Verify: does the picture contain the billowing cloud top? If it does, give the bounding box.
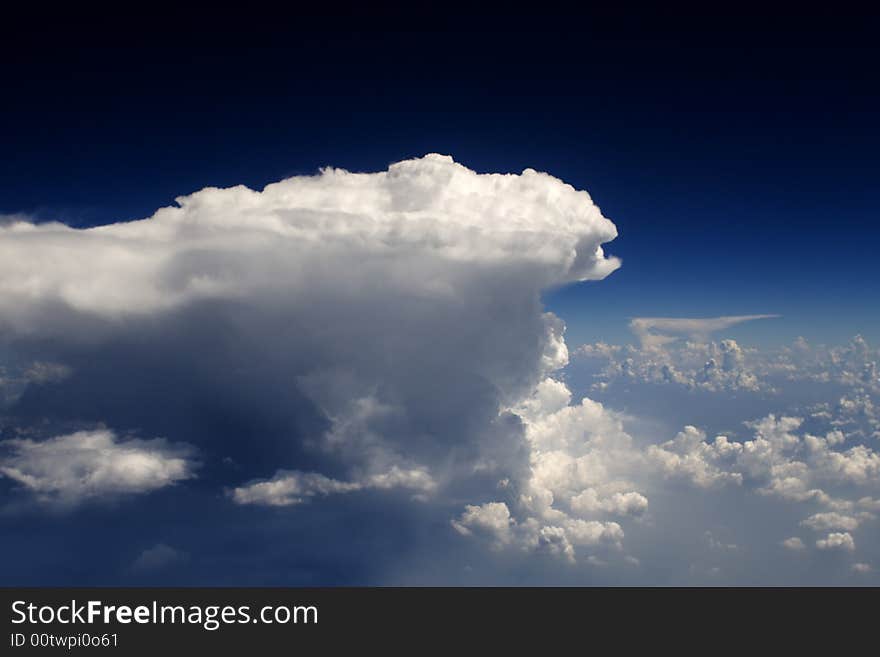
[0,154,619,329]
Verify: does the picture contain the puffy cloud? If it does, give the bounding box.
[452,500,624,564]
[781,537,806,551]
[767,336,880,394]
[733,415,877,504]
[0,429,196,506]
[451,502,515,547]
[647,426,743,488]
[800,512,866,532]
[449,378,642,563]
[639,409,880,567]
[570,490,648,517]
[506,380,644,559]
[851,562,872,573]
[816,532,855,551]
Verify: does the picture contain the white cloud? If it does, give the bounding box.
[640,408,880,565]
[0,429,196,506]
[0,154,619,329]
[816,532,855,551]
[451,378,640,563]
[647,426,743,488]
[801,512,866,532]
[851,562,872,573]
[781,537,806,551]
[576,338,767,392]
[451,500,624,564]
[451,502,515,547]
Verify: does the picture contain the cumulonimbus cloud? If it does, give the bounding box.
[0,154,639,564]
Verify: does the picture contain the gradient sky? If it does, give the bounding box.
[3,8,878,347]
[1,7,878,585]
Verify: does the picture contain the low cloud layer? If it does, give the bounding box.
[568,325,880,580]
[577,329,879,397]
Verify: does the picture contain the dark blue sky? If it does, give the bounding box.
[3,6,878,346]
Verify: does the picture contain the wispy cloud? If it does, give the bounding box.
[629,314,780,348]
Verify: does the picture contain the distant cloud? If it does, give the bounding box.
[781,537,806,551]
[132,543,188,572]
[647,413,880,508]
[231,466,436,507]
[575,333,879,397]
[801,512,866,532]
[816,532,855,551]
[629,315,779,348]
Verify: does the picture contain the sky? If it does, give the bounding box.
[1,6,879,585]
